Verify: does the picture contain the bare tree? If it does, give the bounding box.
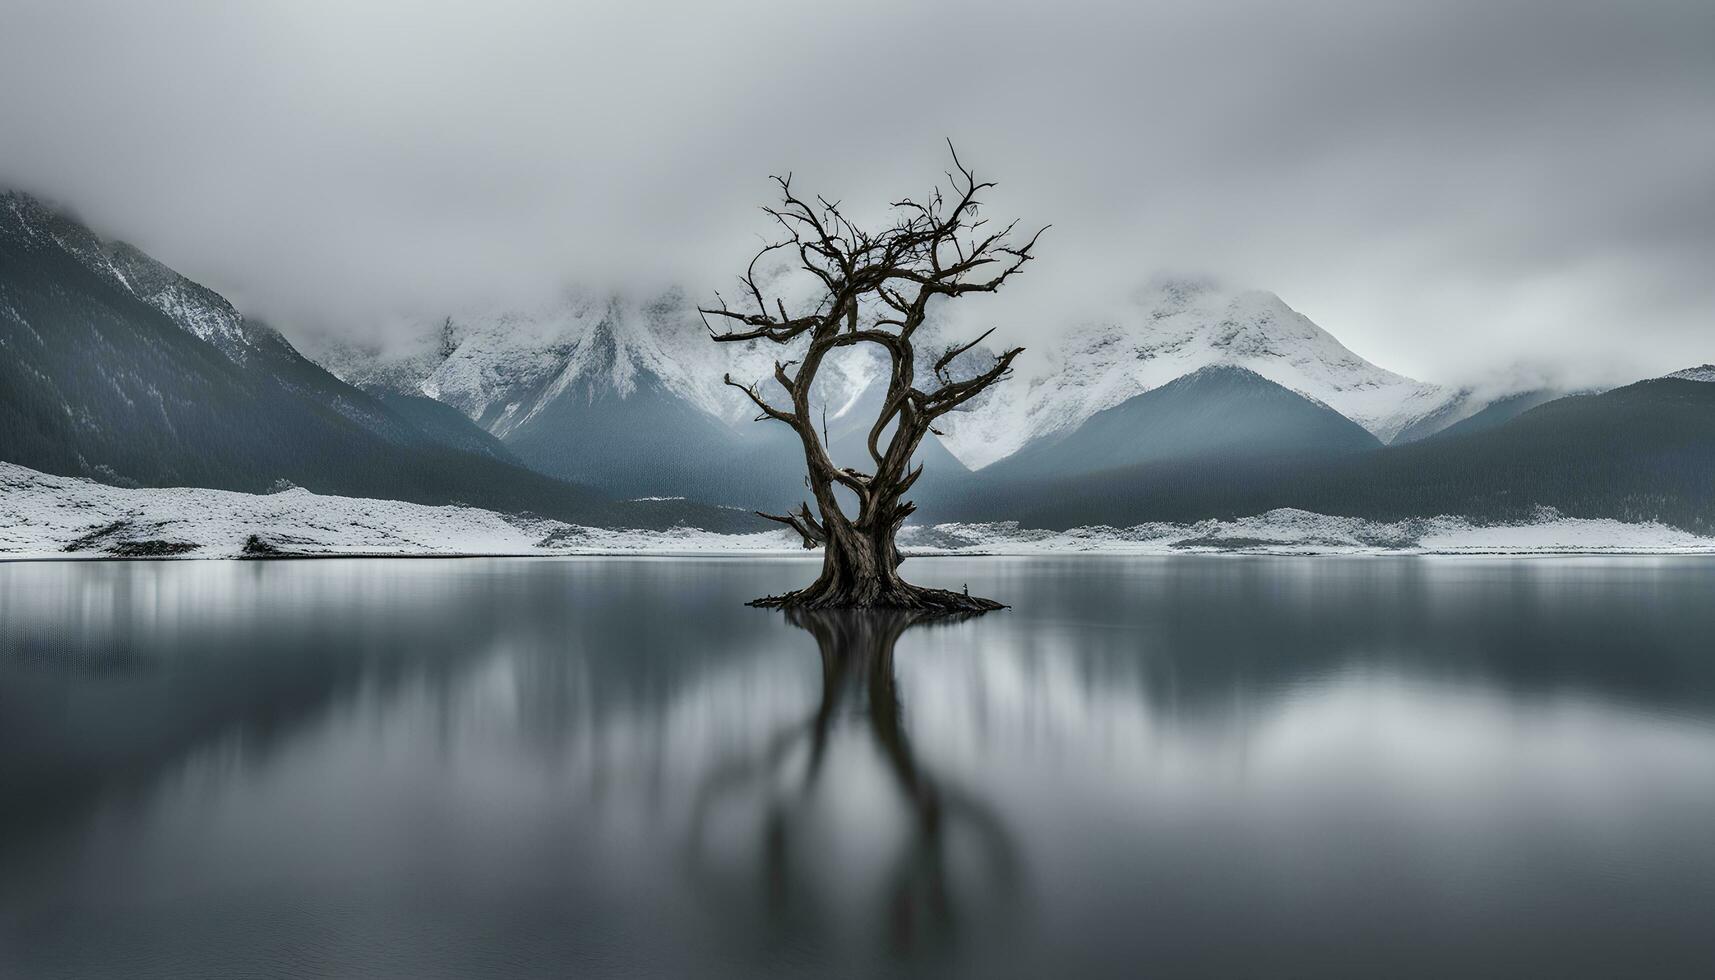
[704,143,1045,611]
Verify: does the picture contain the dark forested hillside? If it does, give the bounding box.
[937,379,1715,532]
[1422,388,1570,441]
[984,366,1379,480]
[1342,380,1715,529]
[364,389,521,463]
[921,366,1381,521]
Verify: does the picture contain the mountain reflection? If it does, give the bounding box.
[683,609,1020,962]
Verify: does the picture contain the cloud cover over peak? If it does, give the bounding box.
[3,0,1710,387]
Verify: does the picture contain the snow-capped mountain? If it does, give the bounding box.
[933,276,1471,468]
[20,183,1694,534]
[984,365,1381,480]
[1666,364,1715,383]
[0,189,763,531]
[2,191,259,358]
[313,287,883,437]
[0,189,466,447]
[305,288,924,507]
[944,376,1715,533]
[310,275,1492,483]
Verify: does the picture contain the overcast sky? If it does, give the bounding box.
[3,0,1710,385]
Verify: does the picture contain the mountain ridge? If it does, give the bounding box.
[309,275,1498,480]
[933,276,1478,467]
[0,189,759,532]
[985,365,1380,478]
[1666,364,1715,383]
[945,378,1715,533]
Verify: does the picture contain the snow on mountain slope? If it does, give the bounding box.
[979,365,1381,484]
[934,276,1468,468]
[309,275,1491,473]
[312,287,883,438]
[1666,364,1715,383]
[1,191,261,358]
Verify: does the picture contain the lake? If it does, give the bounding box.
[2,556,1713,979]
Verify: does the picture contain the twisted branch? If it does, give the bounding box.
[758,502,826,548]
[706,143,1044,537]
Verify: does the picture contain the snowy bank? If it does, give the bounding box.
[2,462,1711,560]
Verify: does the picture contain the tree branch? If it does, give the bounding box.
[921,346,1025,417]
[757,502,826,549]
[705,142,1044,571]
[934,326,997,380]
[723,373,797,424]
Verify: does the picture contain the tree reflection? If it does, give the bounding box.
[683,608,1021,963]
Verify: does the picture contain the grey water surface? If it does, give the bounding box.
[2,556,1713,979]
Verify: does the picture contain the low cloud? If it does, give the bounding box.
[3,0,1710,386]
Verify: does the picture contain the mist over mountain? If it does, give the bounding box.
[306,275,1506,473]
[933,276,1477,466]
[4,185,1710,535]
[292,261,1712,534]
[0,191,758,532]
[306,288,893,509]
[6,1,1712,387]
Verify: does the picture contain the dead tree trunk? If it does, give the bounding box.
[705,143,1046,613]
[770,497,987,612]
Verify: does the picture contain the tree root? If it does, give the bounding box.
[747,583,1006,614]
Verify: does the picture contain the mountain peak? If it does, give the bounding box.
[1665,364,1715,383]
[1175,362,1272,385]
[1131,273,1224,310]
[934,277,1468,468]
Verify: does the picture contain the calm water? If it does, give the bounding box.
[2,556,1714,979]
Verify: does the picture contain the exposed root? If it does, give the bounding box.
[748,583,1006,614]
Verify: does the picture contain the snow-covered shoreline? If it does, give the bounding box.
[3,462,1712,561]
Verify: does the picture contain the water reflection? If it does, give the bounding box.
[685,610,1020,962]
[1,557,1713,979]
